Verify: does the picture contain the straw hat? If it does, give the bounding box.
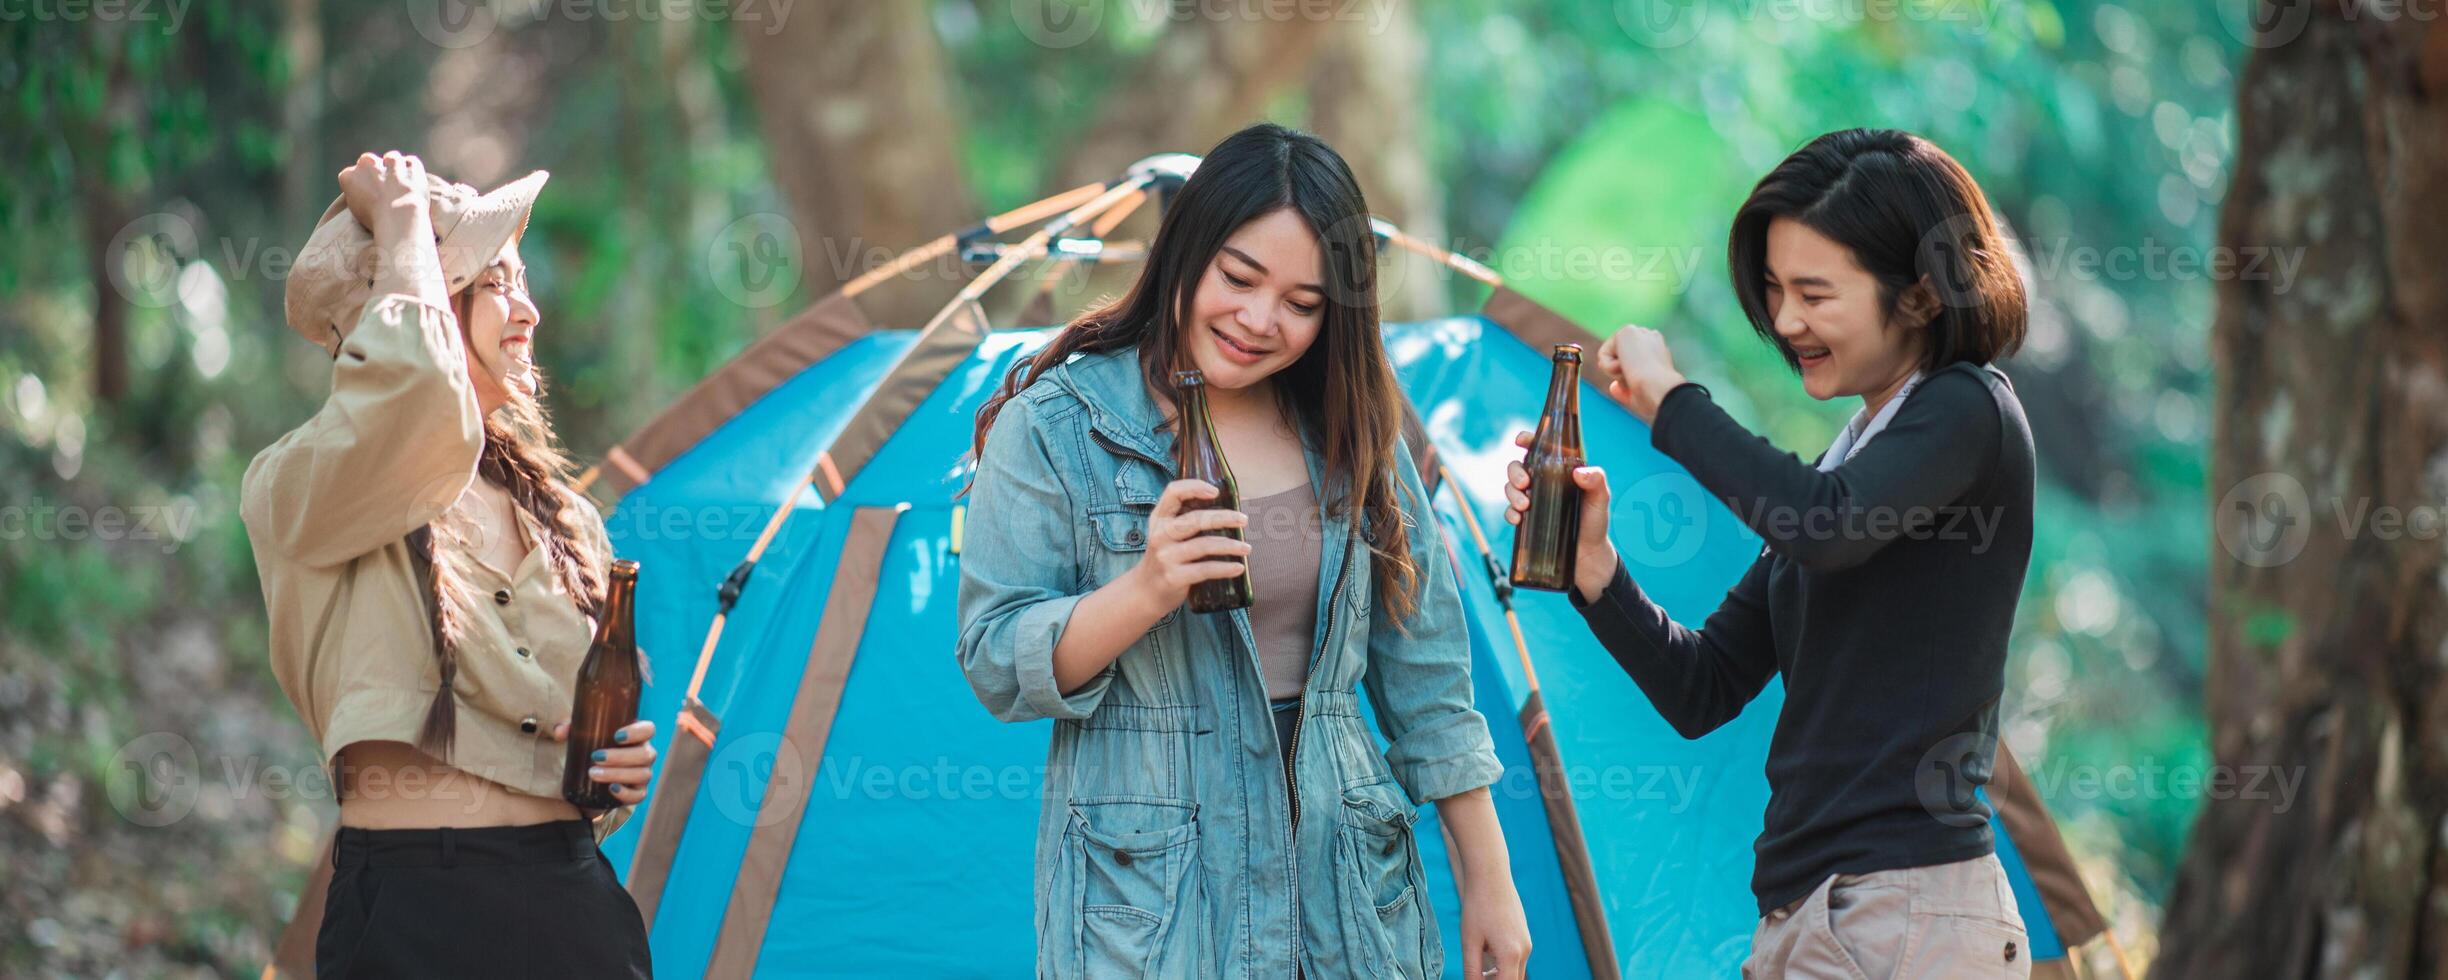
[283,169,549,350]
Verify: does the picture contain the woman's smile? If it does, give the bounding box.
[1209,324,1273,365]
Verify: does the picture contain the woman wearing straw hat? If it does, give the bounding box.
[958,123,1533,979]
[1502,129,2037,978]
[243,150,656,977]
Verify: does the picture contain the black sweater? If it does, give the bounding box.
[1569,361,2035,915]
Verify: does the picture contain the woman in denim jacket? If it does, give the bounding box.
[957,123,1532,979]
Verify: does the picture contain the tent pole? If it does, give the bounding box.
[573,180,1111,495]
[2100,929,2138,980]
[1375,219,1503,288]
[578,188,1504,496]
[618,174,1157,918]
[1014,187,1151,323]
[1434,462,1623,980]
[918,175,1157,332]
[840,181,1109,300]
[665,172,1155,721]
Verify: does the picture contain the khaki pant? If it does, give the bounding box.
[1741,854,2031,979]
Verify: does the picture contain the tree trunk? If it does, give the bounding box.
[72,20,137,410]
[2154,4,2448,977]
[1303,0,1444,322]
[1051,1,1337,188]
[734,4,975,329]
[83,191,130,408]
[279,0,322,232]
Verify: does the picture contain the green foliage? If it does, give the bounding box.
[0,0,2238,968]
[1447,0,2235,922]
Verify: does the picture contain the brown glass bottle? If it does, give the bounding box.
[563,559,643,811]
[1511,345,1587,592]
[1173,369,1253,613]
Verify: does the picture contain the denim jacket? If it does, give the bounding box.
[957,346,1504,979]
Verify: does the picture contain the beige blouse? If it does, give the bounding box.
[242,293,626,830]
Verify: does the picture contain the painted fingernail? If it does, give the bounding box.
[589,767,606,779]
[591,749,608,762]
[614,727,628,742]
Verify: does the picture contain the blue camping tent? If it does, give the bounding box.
[393,162,2112,978]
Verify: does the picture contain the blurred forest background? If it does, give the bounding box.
[5,0,2432,976]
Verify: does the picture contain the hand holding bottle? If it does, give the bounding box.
[1126,479,1253,610]
[1504,432,1618,605]
[550,718,657,807]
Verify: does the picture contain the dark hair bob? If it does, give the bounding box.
[1728,128,2026,373]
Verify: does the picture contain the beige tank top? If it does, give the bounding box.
[1242,481,1323,700]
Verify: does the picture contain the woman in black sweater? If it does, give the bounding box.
[1504,129,2037,978]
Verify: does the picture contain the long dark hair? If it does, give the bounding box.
[1729,129,2027,372]
[966,122,1423,627]
[409,284,608,763]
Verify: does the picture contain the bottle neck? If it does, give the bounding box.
[1538,359,1582,448]
[1176,380,1241,487]
[596,575,637,647]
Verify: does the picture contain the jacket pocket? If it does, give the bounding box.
[1056,796,1202,978]
[1332,778,1435,980]
[1088,506,1177,631]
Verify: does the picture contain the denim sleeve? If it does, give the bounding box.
[1363,437,1504,805]
[955,395,1113,723]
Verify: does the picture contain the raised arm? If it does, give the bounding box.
[1648,368,2000,572]
[1504,429,1779,740]
[240,154,483,567]
[1568,550,1779,740]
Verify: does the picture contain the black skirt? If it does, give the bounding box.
[315,819,652,979]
